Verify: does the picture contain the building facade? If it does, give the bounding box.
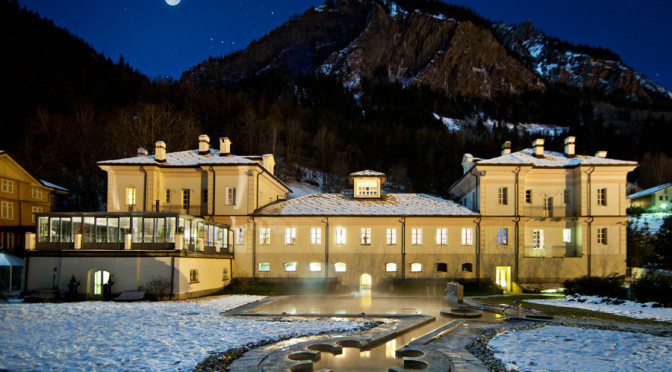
[627,183,672,211]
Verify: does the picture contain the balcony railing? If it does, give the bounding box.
[524,245,581,258]
[34,240,231,255]
[523,206,577,218]
[151,204,207,216]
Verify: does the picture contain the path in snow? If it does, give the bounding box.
[525,295,672,322]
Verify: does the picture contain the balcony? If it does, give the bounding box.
[524,245,581,258]
[523,206,577,218]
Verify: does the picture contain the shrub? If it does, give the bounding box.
[631,273,672,307]
[563,276,627,299]
[145,277,171,301]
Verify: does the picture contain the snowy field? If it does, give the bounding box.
[489,325,672,371]
[524,295,672,322]
[0,295,367,370]
[629,212,670,234]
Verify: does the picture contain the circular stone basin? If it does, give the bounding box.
[440,308,483,318]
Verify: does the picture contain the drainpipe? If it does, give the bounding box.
[585,166,595,277]
[139,166,147,211]
[209,167,216,216]
[400,217,406,279]
[252,217,257,280]
[322,217,329,281]
[474,217,481,282]
[169,256,175,300]
[513,166,521,283]
[256,170,261,211]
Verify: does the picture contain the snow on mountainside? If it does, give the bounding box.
[432,113,569,136]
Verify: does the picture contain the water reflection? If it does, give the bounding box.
[385,339,396,359]
[360,289,372,309]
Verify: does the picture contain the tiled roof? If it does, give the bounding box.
[477,148,637,167]
[628,183,672,199]
[98,149,260,167]
[350,170,385,177]
[256,193,478,216]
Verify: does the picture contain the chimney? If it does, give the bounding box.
[219,137,231,156]
[262,154,275,175]
[155,141,166,162]
[462,154,474,174]
[564,136,576,158]
[532,139,544,158]
[137,147,148,157]
[198,134,210,155]
[501,141,511,156]
[595,151,608,158]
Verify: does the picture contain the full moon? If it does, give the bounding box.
[165,0,181,6]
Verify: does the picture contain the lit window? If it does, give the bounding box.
[32,187,43,199]
[227,188,237,205]
[563,229,572,243]
[259,228,270,245]
[189,269,199,283]
[31,206,43,223]
[1,201,14,220]
[165,189,171,203]
[126,187,136,205]
[356,180,378,196]
[386,263,397,272]
[412,228,423,245]
[334,262,346,272]
[285,228,296,245]
[436,228,448,245]
[533,230,544,249]
[336,227,346,245]
[284,262,297,272]
[597,188,607,206]
[309,262,322,272]
[597,228,607,244]
[237,227,244,244]
[258,262,270,272]
[525,190,532,204]
[462,228,473,245]
[1,179,14,193]
[386,228,397,245]
[498,187,508,205]
[182,189,190,209]
[436,263,448,272]
[361,228,371,245]
[310,227,321,244]
[411,263,422,272]
[498,228,508,245]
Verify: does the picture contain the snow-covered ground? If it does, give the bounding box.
[489,325,672,371]
[0,295,367,370]
[432,113,569,136]
[629,212,670,234]
[525,295,672,322]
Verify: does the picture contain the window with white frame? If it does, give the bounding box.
[410,263,423,272]
[258,262,270,272]
[386,228,397,245]
[285,228,296,244]
[462,228,473,245]
[386,263,397,272]
[597,188,607,206]
[411,228,423,245]
[356,180,378,196]
[563,228,572,243]
[498,187,508,205]
[237,227,244,244]
[32,187,43,199]
[126,187,136,205]
[284,262,297,272]
[336,227,346,245]
[309,262,322,272]
[498,228,508,245]
[1,201,14,220]
[227,188,236,205]
[310,227,321,244]
[597,228,607,244]
[31,206,43,223]
[334,262,346,272]
[361,228,371,245]
[436,228,448,245]
[259,228,271,245]
[182,189,190,209]
[533,229,544,249]
[1,179,14,193]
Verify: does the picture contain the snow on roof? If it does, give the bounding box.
[349,170,385,177]
[256,193,477,216]
[477,148,637,167]
[40,180,69,192]
[98,148,260,167]
[628,183,672,199]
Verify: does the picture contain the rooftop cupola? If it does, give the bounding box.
[532,138,544,158]
[219,137,231,156]
[349,170,385,199]
[595,150,608,158]
[198,134,210,155]
[564,136,576,158]
[137,147,148,157]
[501,141,511,156]
[155,141,166,162]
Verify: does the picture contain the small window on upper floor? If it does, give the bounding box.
[597,228,607,244]
[525,190,532,204]
[1,179,14,194]
[498,187,508,205]
[227,188,237,205]
[564,189,570,204]
[597,188,607,206]
[202,189,208,204]
[356,180,379,197]
[126,187,136,206]
[165,189,171,204]
[32,187,43,199]
[436,263,448,272]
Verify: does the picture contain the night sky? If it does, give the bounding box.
[16,0,672,90]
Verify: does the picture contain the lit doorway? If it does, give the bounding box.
[92,270,110,296]
[495,266,511,292]
[359,273,372,289]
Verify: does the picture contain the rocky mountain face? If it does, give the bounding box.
[182,0,670,106]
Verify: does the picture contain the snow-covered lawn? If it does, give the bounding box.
[629,212,670,234]
[489,325,672,371]
[525,295,672,322]
[0,295,368,370]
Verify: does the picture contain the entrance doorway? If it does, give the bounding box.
[359,273,372,290]
[91,269,110,296]
[495,266,511,292]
